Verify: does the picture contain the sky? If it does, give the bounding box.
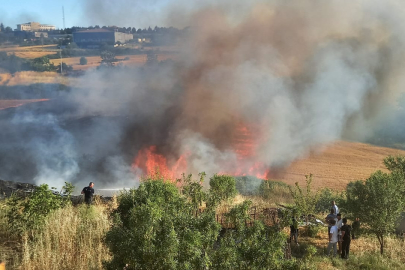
[0,0,84,29]
[0,0,173,29]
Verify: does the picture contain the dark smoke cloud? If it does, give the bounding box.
[2,0,405,189]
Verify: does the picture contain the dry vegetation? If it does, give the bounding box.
[0,71,80,88]
[0,44,58,59]
[271,141,405,190]
[0,200,114,270]
[0,99,49,110]
[50,54,176,70]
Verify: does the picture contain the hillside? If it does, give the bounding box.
[271,141,405,190]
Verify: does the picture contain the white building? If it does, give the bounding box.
[16,22,56,32]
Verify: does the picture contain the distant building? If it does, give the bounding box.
[16,22,56,32]
[73,29,133,48]
[13,31,48,39]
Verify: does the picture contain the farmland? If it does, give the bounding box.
[0,44,58,58]
[50,53,176,70]
[271,141,405,190]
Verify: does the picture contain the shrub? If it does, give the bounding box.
[6,183,74,235]
[105,178,221,270]
[300,224,322,238]
[235,176,262,195]
[315,188,344,213]
[259,180,291,200]
[212,201,292,269]
[208,174,237,207]
[79,56,88,65]
[289,174,319,223]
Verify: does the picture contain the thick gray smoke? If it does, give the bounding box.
[2,0,405,189]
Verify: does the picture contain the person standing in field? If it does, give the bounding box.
[340,218,352,259]
[290,216,299,245]
[81,182,95,205]
[332,201,339,215]
[325,208,337,234]
[352,217,360,239]
[336,213,343,254]
[327,219,338,257]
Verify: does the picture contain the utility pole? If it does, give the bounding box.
[62,6,66,30]
[60,48,63,74]
[61,6,65,74]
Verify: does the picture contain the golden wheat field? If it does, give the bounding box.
[271,141,405,190]
[0,44,59,59]
[0,71,81,87]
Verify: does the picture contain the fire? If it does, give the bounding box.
[132,123,269,180]
[132,145,187,180]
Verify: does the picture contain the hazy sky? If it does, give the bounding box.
[0,0,85,29]
[0,0,172,29]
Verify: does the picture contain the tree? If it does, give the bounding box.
[105,177,221,270]
[79,56,87,65]
[0,23,4,32]
[100,50,116,66]
[346,170,405,254]
[5,26,12,33]
[288,174,319,223]
[383,155,405,174]
[57,62,73,73]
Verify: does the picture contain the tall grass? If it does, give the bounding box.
[17,204,111,270]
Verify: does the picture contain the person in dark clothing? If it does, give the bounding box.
[81,182,94,205]
[340,218,351,259]
[352,218,360,239]
[290,216,299,245]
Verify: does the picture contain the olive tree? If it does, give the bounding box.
[346,170,405,254]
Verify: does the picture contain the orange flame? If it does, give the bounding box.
[132,123,269,180]
[132,145,187,180]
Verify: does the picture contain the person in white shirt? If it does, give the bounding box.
[336,213,343,254]
[327,219,338,256]
[332,201,339,215]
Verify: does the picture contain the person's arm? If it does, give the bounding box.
[329,232,332,242]
[341,229,345,241]
[81,188,85,194]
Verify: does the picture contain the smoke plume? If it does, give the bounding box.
[2,0,405,188]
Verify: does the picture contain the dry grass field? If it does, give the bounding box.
[0,71,80,87]
[50,53,176,70]
[0,99,49,110]
[0,44,58,59]
[271,141,405,190]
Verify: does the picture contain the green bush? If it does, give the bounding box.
[315,188,344,213]
[235,176,262,195]
[105,176,294,270]
[213,201,293,270]
[105,178,221,270]
[259,180,291,199]
[300,224,322,238]
[79,56,88,65]
[208,174,237,207]
[6,183,73,235]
